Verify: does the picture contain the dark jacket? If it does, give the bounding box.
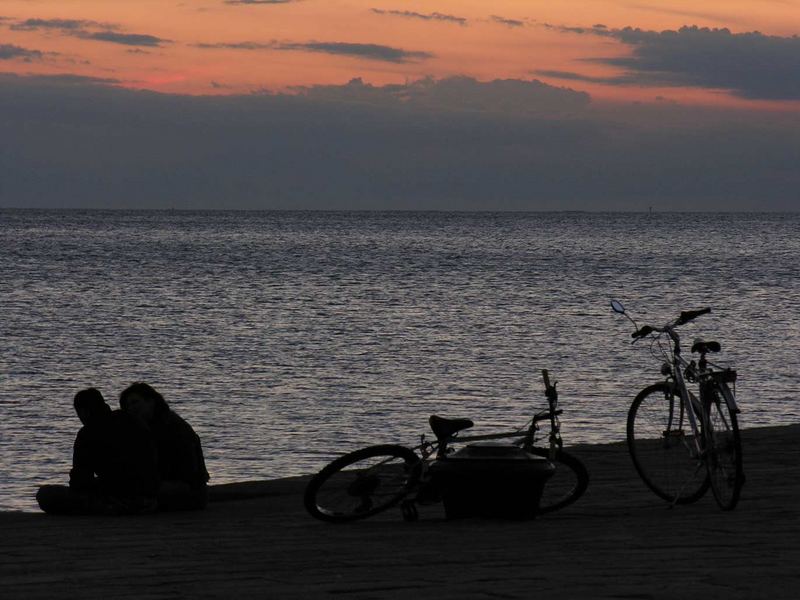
[151,410,210,489]
[70,409,159,498]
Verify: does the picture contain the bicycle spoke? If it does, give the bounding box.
[628,383,709,504]
[304,445,420,522]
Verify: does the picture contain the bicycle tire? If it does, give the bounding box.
[627,383,710,504]
[304,444,421,523]
[530,448,589,514]
[703,382,744,510]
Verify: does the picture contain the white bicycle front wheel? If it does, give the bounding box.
[627,383,709,504]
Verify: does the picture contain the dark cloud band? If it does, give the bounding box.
[10,18,111,31]
[1,72,797,211]
[293,76,589,114]
[8,17,169,47]
[196,40,433,63]
[81,31,167,47]
[293,41,432,62]
[546,24,800,100]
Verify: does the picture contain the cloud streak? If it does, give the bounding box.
[294,41,432,62]
[81,31,167,47]
[10,18,115,31]
[3,73,120,85]
[195,40,433,63]
[370,9,467,26]
[0,43,43,61]
[547,24,800,100]
[8,17,170,47]
[490,15,525,28]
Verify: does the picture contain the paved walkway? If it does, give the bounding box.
[2,424,798,599]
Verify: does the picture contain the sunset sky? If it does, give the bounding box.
[1,0,799,209]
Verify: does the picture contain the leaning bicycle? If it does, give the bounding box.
[611,300,744,510]
[304,370,589,523]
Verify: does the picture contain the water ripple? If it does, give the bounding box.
[1,210,798,510]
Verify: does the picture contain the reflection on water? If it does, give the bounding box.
[1,210,798,511]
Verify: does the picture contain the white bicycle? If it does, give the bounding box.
[612,300,744,510]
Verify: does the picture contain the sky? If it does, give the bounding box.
[1,0,799,210]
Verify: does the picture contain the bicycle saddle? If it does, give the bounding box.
[429,415,474,441]
[691,338,721,354]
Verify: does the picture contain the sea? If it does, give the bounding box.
[1,210,798,512]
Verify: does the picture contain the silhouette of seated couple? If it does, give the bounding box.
[37,383,210,515]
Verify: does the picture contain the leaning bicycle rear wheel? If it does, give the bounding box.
[628,383,709,504]
[304,444,421,523]
[703,382,743,510]
[529,448,588,514]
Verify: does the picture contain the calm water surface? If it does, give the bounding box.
[2,210,798,511]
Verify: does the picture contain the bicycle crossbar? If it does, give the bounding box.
[453,430,524,443]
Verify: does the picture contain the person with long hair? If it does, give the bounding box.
[120,383,210,511]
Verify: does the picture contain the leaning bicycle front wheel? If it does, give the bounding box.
[304,444,421,523]
[628,383,709,504]
[529,448,589,514]
[703,382,743,510]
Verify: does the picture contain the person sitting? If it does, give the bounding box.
[120,382,210,511]
[36,388,159,515]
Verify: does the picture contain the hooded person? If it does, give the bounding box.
[119,383,210,511]
[36,388,158,515]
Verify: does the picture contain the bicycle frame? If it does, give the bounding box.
[418,413,556,462]
[404,398,565,513]
[661,327,740,459]
[664,327,705,458]
[417,372,563,463]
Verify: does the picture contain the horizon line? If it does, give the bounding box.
[1,207,798,214]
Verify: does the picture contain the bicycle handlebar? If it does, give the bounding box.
[631,307,711,340]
